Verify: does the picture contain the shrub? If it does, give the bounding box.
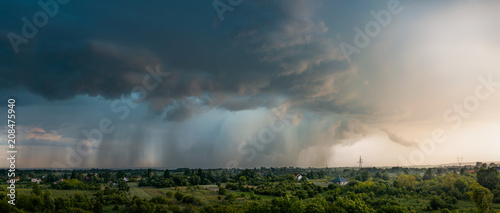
[294,190,308,200]
[429,196,452,210]
[225,194,237,203]
[174,191,184,201]
[181,195,203,206]
[218,187,226,195]
[165,191,174,198]
[377,203,410,213]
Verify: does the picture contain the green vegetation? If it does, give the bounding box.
[0,165,499,212]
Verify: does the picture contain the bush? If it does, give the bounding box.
[165,191,174,198]
[204,205,237,213]
[226,182,238,190]
[225,194,237,203]
[250,192,261,200]
[294,190,308,200]
[333,196,375,213]
[181,195,203,206]
[218,187,226,195]
[429,196,452,210]
[377,203,410,213]
[174,191,184,201]
[468,183,494,213]
[271,195,305,213]
[51,179,99,190]
[151,196,171,205]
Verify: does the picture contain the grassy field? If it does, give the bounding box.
[102,204,126,212]
[1,183,96,197]
[123,182,279,210]
[128,182,152,199]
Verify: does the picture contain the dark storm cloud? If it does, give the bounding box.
[2,41,160,100]
[0,0,353,121]
[1,0,420,169]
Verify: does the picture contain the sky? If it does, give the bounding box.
[1,0,499,169]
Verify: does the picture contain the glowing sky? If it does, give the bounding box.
[1,0,499,168]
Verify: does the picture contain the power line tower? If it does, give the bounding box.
[457,156,463,166]
[358,156,363,169]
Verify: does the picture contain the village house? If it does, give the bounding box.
[6,177,20,184]
[295,173,303,180]
[31,178,41,184]
[331,177,349,186]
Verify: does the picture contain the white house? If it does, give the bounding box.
[31,178,41,184]
[295,173,303,180]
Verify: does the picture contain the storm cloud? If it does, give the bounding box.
[2,0,500,168]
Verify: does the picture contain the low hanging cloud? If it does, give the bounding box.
[6,0,486,168]
[381,128,417,147]
[1,0,355,122]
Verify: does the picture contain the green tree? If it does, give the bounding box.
[285,174,296,181]
[221,171,228,183]
[218,187,227,195]
[468,183,494,213]
[395,174,417,190]
[116,171,126,179]
[190,175,201,185]
[305,195,329,213]
[101,171,111,181]
[358,170,370,182]
[225,194,237,204]
[333,196,375,213]
[423,168,433,180]
[145,168,153,178]
[129,196,155,213]
[32,183,42,196]
[270,195,305,213]
[0,198,13,212]
[454,179,468,192]
[207,170,215,183]
[377,203,410,213]
[43,190,55,212]
[197,168,204,178]
[93,201,103,213]
[182,195,203,206]
[477,168,500,191]
[54,197,68,212]
[441,174,456,192]
[294,190,308,200]
[429,196,452,210]
[118,180,130,191]
[175,191,184,201]
[163,169,171,178]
